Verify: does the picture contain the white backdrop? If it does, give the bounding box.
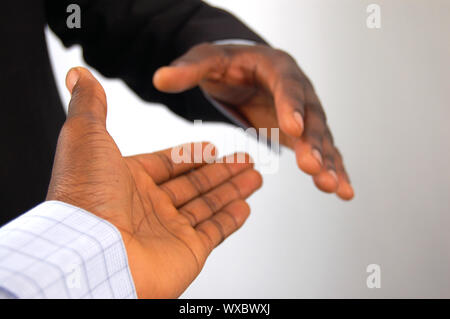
[46,0,450,298]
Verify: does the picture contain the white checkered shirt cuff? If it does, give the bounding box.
[0,201,137,299]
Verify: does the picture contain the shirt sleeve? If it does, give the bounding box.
[0,201,137,299]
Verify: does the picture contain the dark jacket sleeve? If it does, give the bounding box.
[45,0,267,123]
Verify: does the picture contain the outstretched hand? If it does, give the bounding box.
[154,43,354,200]
[47,67,263,298]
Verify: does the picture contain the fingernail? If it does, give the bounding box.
[328,169,338,182]
[311,148,323,166]
[66,68,80,93]
[293,111,304,133]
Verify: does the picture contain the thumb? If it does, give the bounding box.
[65,67,108,126]
[153,43,227,93]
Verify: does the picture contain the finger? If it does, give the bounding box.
[195,200,250,252]
[294,102,327,175]
[248,48,308,138]
[333,149,355,200]
[153,43,228,93]
[312,129,339,193]
[179,168,262,226]
[271,71,306,138]
[127,142,217,184]
[65,67,107,125]
[160,153,254,208]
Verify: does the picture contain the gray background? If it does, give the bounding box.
[46,0,450,298]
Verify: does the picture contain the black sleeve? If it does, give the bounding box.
[45,0,267,123]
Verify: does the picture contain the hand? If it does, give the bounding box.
[47,67,263,298]
[153,43,354,200]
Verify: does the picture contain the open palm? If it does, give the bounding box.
[47,67,262,298]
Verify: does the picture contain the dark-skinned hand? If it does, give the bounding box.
[154,43,354,200]
[47,67,263,298]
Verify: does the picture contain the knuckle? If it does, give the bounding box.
[271,49,298,69]
[333,147,343,162]
[187,171,208,194]
[203,194,220,213]
[86,87,107,108]
[308,102,327,122]
[194,42,213,51]
[323,154,335,165]
[62,115,103,139]
[283,70,305,85]
[272,48,291,61]
[325,129,334,145]
[305,129,324,146]
[72,81,106,103]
